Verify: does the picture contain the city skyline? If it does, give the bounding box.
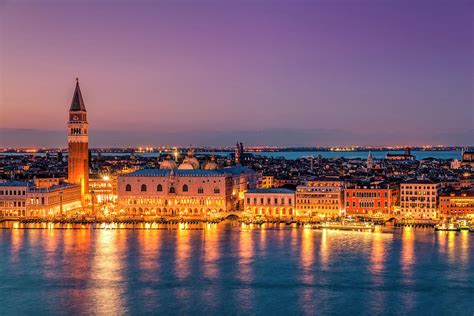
[1,0,473,147]
[1,2,474,315]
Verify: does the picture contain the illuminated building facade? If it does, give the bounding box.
[400,180,440,219]
[89,175,117,204]
[345,182,399,217]
[439,190,474,218]
[117,166,257,217]
[296,179,344,218]
[0,179,81,218]
[67,78,89,200]
[27,182,82,217]
[461,150,474,168]
[258,175,274,188]
[244,188,295,218]
[0,181,31,217]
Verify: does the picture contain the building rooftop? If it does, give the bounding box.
[29,182,78,193]
[121,166,255,177]
[402,179,438,185]
[306,176,342,182]
[0,181,33,187]
[70,79,86,112]
[441,189,474,197]
[247,188,295,194]
[346,180,398,189]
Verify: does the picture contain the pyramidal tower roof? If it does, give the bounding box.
[70,78,86,112]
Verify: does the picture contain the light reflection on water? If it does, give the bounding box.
[89,230,127,314]
[0,224,473,314]
[299,228,316,313]
[236,226,255,313]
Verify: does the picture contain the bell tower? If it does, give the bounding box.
[67,78,89,200]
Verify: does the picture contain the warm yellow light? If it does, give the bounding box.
[102,175,110,181]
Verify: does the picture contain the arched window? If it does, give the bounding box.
[198,187,204,194]
[169,187,176,194]
[125,184,131,192]
[182,184,188,192]
[157,184,162,192]
[214,187,220,194]
[141,184,147,192]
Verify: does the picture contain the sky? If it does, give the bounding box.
[0,0,473,147]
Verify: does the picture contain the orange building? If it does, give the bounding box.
[67,79,89,200]
[439,190,474,218]
[296,178,344,218]
[345,182,399,217]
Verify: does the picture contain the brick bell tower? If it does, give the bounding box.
[67,78,89,201]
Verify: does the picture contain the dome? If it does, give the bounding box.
[204,161,218,170]
[178,162,194,170]
[160,159,177,169]
[187,157,200,169]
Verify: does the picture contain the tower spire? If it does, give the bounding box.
[70,78,86,111]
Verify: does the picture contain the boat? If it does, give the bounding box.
[313,220,375,232]
[434,223,458,231]
[456,219,471,231]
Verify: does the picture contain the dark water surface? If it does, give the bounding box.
[3,150,462,160]
[0,223,473,315]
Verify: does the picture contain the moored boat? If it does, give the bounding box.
[314,220,374,232]
[456,219,470,231]
[434,223,458,231]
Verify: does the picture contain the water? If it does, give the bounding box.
[104,150,462,160]
[0,223,473,315]
[3,150,461,160]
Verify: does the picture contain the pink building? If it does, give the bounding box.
[117,166,257,218]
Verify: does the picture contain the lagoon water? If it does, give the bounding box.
[0,223,473,315]
[122,150,463,160]
[3,150,463,160]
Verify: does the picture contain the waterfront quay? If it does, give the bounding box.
[2,213,474,234]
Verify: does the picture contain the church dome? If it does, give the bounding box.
[178,148,200,169]
[204,161,218,170]
[160,159,177,169]
[204,155,218,170]
[187,157,200,169]
[178,162,194,170]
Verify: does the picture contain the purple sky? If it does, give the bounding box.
[1,0,473,147]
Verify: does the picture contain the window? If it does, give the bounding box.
[182,184,189,192]
[247,198,250,204]
[126,184,131,192]
[141,184,147,192]
[214,187,220,194]
[157,184,162,192]
[169,187,176,194]
[198,187,204,194]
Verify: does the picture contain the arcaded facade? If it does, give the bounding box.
[117,166,257,217]
[244,188,295,219]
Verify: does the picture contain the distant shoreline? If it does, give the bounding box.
[0,146,468,153]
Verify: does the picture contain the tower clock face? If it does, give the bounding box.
[73,115,79,120]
